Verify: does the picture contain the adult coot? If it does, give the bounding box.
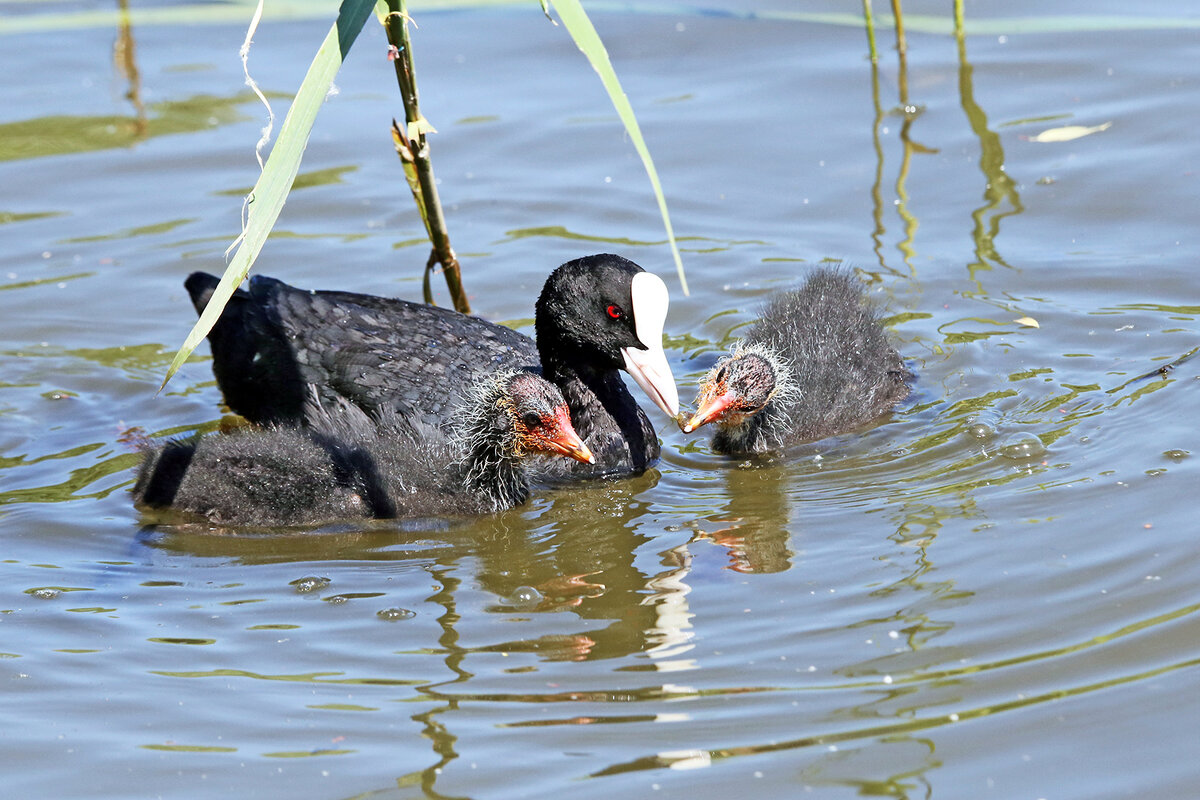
[133,370,594,526]
[681,268,911,455]
[185,253,678,479]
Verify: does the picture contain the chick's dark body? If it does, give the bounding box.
[743,269,910,445]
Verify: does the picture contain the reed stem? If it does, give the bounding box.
[862,0,878,63]
[383,0,470,313]
[890,0,906,56]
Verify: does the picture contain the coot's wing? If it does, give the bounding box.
[251,277,540,430]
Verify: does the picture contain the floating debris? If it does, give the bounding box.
[1027,122,1112,143]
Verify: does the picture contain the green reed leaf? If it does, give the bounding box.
[160,0,376,391]
[547,0,689,295]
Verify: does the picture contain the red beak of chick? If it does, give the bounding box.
[680,384,738,433]
[531,405,595,464]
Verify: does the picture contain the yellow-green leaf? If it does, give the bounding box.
[407,116,438,140]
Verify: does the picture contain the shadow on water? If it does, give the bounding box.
[691,461,794,575]
[129,446,999,796]
[135,472,710,794]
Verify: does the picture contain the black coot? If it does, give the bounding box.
[681,268,911,454]
[133,370,594,526]
[185,253,678,479]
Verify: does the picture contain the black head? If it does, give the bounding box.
[682,349,780,432]
[534,254,678,417]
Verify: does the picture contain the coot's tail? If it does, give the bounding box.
[184,271,223,315]
[184,271,307,424]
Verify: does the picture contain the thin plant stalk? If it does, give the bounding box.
[382,0,470,313]
[890,0,906,55]
[862,0,878,63]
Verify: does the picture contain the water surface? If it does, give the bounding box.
[2,1,1198,798]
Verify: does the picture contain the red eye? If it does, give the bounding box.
[606,304,623,319]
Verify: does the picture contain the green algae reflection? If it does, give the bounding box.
[0,93,254,163]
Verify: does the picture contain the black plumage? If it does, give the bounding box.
[184,253,678,479]
[682,268,911,455]
[133,370,593,526]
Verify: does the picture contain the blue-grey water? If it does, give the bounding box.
[2,1,1199,797]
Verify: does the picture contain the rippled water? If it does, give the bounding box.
[3,1,1199,798]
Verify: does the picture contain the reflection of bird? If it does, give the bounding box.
[133,370,593,527]
[683,268,911,455]
[185,253,677,479]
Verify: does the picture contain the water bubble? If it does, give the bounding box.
[29,587,61,600]
[1164,449,1190,461]
[965,413,999,440]
[377,607,416,621]
[967,421,995,439]
[508,586,543,606]
[998,432,1046,460]
[290,576,330,594]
